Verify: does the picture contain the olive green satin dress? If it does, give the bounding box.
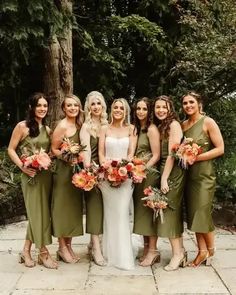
[20,126,52,248]
[51,130,83,237]
[85,136,103,234]
[184,116,215,233]
[133,130,159,236]
[156,139,185,238]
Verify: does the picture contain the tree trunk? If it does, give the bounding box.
[43,0,73,129]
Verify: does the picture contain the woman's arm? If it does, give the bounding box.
[161,121,183,194]
[146,124,160,168]
[51,122,66,157]
[98,126,107,165]
[8,122,36,177]
[80,123,91,167]
[128,124,137,160]
[196,117,224,162]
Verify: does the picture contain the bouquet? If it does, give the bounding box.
[99,159,130,187]
[171,137,204,169]
[142,185,168,223]
[99,158,147,187]
[130,157,147,183]
[72,169,97,191]
[20,147,51,183]
[60,137,86,169]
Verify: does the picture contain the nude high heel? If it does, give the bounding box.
[66,244,80,263]
[18,248,35,268]
[188,249,212,267]
[164,251,187,271]
[56,246,77,263]
[139,249,160,267]
[38,251,58,269]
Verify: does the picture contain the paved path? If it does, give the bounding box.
[0,219,236,295]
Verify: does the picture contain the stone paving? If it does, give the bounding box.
[0,219,236,295]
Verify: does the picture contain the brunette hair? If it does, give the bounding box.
[132,97,152,135]
[153,95,179,139]
[61,94,84,129]
[181,91,204,114]
[26,92,48,137]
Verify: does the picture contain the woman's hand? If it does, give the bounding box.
[21,166,37,178]
[161,178,169,194]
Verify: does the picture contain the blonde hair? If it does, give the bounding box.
[110,98,131,126]
[84,91,108,137]
[62,94,84,129]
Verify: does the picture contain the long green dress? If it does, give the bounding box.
[85,135,103,234]
[51,130,83,237]
[184,116,215,233]
[133,130,159,236]
[20,126,52,248]
[156,139,185,238]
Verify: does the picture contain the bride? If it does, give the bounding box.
[98,98,136,270]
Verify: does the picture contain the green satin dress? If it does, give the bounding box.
[20,126,52,248]
[184,116,215,233]
[85,136,103,234]
[51,130,83,237]
[156,139,184,238]
[133,130,159,236]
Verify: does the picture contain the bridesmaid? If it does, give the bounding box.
[132,97,161,266]
[153,95,186,271]
[51,94,84,263]
[181,91,224,267]
[80,91,108,266]
[8,92,57,269]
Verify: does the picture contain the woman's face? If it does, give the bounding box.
[112,101,125,121]
[182,95,200,116]
[154,99,169,121]
[63,97,80,118]
[35,98,48,120]
[90,97,102,118]
[136,100,148,122]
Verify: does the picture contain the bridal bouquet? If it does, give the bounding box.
[171,137,204,169]
[60,137,86,168]
[142,185,168,223]
[20,147,52,183]
[99,159,130,187]
[99,158,147,187]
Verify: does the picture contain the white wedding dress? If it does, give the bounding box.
[100,136,135,270]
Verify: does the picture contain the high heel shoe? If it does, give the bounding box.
[38,251,58,269]
[90,248,107,266]
[188,249,211,267]
[139,242,149,262]
[66,244,80,263]
[18,248,35,268]
[139,249,160,267]
[164,251,187,271]
[56,247,77,263]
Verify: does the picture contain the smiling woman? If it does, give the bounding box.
[98,98,136,270]
[7,92,57,269]
[51,94,84,264]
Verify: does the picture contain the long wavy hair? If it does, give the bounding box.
[26,92,48,137]
[110,98,131,126]
[84,91,108,137]
[61,94,84,129]
[153,95,179,139]
[132,97,152,135]
[181,91,204,115]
